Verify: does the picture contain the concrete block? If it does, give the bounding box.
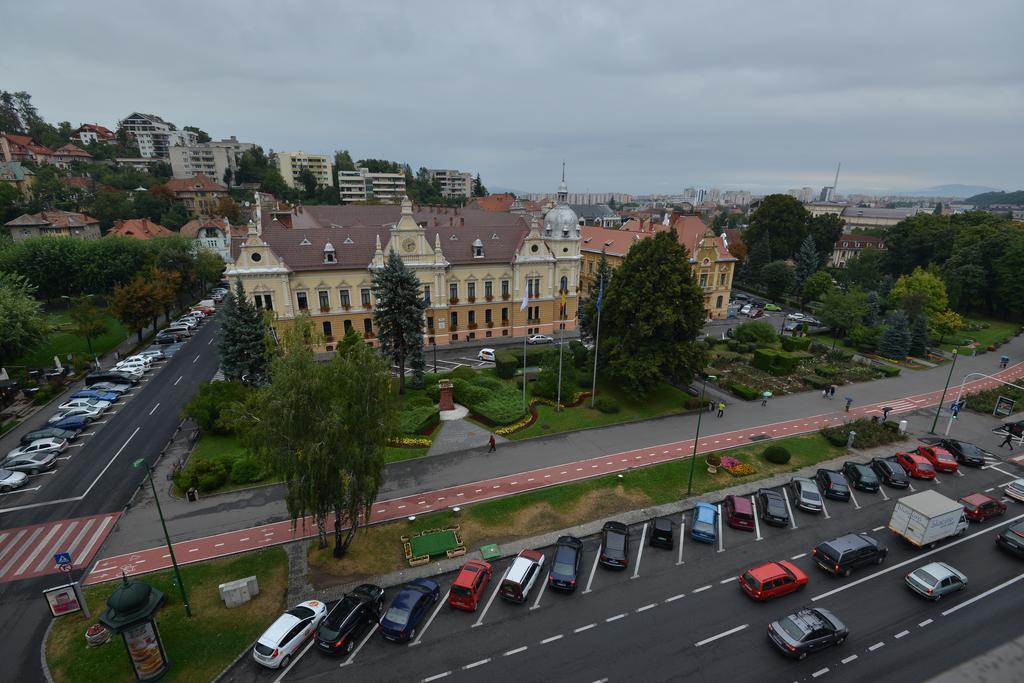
[219,575,259,608]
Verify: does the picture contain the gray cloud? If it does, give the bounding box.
[3,0,1021,194]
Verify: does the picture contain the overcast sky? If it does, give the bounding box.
[4,1,1021,196]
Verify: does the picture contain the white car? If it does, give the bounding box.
[0,468,28,492]
[112,363,145,377]
[48,406,103,423]
[6,438,68,460]
[58,398,112,412]
[174,317,198,329]
[252,600,327,669]
[740,304,753,316]
[164,325,192,338]
[527,334,554,345]
[786,312,808,321]
[1005,478,1024,503]
[138,349,165,362]
[477,348,496,362]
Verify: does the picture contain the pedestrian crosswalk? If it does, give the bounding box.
[877,398,917,415]
[0,512,119,584]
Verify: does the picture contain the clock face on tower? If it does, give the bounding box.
[403,238,416,253]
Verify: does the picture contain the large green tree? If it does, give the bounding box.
[68,295,106,365]
[234,319,396,557]
[472,173,488,197]
[807,213,845,268]
[837,248,886,292]
[801,270,834,305]
[598,230,706,398]
[819,288,868,349]
[372,250,426,394]
[218,280,269,384]
[110,276,158,343]
[793,235,819,291]
[743,194,809,262]
[0,273,49,367]
[890,267,948,318]
[760,260,795,301]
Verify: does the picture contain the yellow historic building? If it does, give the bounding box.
[226,186,582,349]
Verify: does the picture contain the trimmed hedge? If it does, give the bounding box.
[733,321,778,345]
[752,349,800,376]
[593,397,620,413]
[781,336,811,352]
[494,351,518,379]
[763,445,791,464]
[730,382,760,400]
[820,418,903,449]
[875,364,901,377]
[230,457,266,485]
[400,405,440,434]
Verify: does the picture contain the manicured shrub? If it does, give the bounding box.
[183,380,251,434]
[569,340,589,369]
[176,459,230,493]
[752,349,776,372]
[494,351,518,379]
[452,379,488,406]
[593,397,620,413]
[449,366,477,381]
[730,382,760,400]
[475,394,526,424]
[740,342,758,354]
[806,375,831,389]
[820,418,905,448]
[876,365,901,377]
[781,336,811,352]
[814,365,838,378]
[808,341,829,354]
[576,369,594,388]
[230,457,266,485]
[727,339,742,352]
[425,383,440,402]
[733,321,778,345]
[400,405,440,434]
[762,445,791,464]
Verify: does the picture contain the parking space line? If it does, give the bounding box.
[272,639,313,682]
[848,489,861,510]
[631,523,647,579]
[790,552,806,560]
[541,634,563,644]
[751,495,762,541]
[530,571,549,610]
[410,589,449,646]
[819,490,831,519]
[781,487,798,529]
[908,483,916,492]
[872,526,885,532]
[677,517,685,565]
[941,573,1024,616]
[878,486,889,501]
[695,623,747,646]
[582,545,601,594]
[474,568,507,627]
[716,504,724,552]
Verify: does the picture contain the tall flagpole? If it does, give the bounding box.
[556,288,566,412]
[590,274,603,409]
[521,281,529,411]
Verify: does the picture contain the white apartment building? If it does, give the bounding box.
[119,112,198,159]
[428,169,473,198]
[276,151,334,189]
[169,137,255,185]
[525,191,632,204]
[337,167,407,203]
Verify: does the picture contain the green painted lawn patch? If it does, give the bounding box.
[16,311,127,368]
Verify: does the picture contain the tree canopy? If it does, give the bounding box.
[743,194,809,262]
[218,280,269,384]
[372,250,426,394]
[0,273,48,366]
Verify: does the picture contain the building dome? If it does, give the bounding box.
[544,204,579,236]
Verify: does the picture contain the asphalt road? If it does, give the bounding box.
[227,448,1024,683]
[0,315,221,683]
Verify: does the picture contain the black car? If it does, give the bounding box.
[939,439,987,467]
[813,533,887,577]
[870,457,910,488]
[21,427,80,446]
[85,371,139,386]
[768,608,848,660]
[757,488,790,527]
[842,461,880,492]
[548,536,583,591]
[649,517,674,549]
[599,521,630,569]
[815,469,851,501]
[153,333,181,345]
[49,415,92,432]
[315,584,384,656]
[995,520,1024,557]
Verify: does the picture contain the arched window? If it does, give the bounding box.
[560,275,568,293]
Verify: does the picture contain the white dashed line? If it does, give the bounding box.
[790,552,806,560]
[504,646,527,657]
[463,659,490,670]
[665,593,686,603]
[693,584,712,593]
[841,655,858,664]
[541,635,563,644]
[173,375,183,386]
[868,642,885,651]
[719,577,734,584]
[606,613,626,623]
[872,526,885,532]
[812,668,829,678]
[574,623,596,633]
[919,619,933,627]
[636,603,657,613]
[423,673,451,682]
[895,630,909,639]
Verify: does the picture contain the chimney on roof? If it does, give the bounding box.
[460,217,464,226]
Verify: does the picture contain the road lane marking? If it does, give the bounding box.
[504,646,527,656]
[841,655,858,664]
[540,634,563,644]
[812,668,829,678]
[574,623,596,633]
[781,487,798,529]
[941,573,1024,616]
[879,486,889,501]
[174,375,183,386]
[463,658,490,670]
[790,552,806,560]
[192,354,200,364]
[637,603,657,612]
[473,567,507,627]
[895,630,909,639]
[868,642,885,651]
[720,577,735,584]
[693,584,711,593]
[872,526,885,532]
[148,402,160,415]
[423,672,450,682]
[695,623,748,646]
[751,495,763,540]
[207,338,214,346]
[812,512,1024,602]
[15,523,63,576]
[919,619,933,627]
[631,523,647,579]
[583,545,602,594]
[665,593,686,603]
[34,521,79,573]
[530,571,549,610]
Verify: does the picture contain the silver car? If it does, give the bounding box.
[1005,478,1024,504]
[789,476,823,513]
[6,438,67,460]
[2,451,57,474]
[0,468,28,492]
[905,562,967,600]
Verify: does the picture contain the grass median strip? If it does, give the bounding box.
[309,433,844,585]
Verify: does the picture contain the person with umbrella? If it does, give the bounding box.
[761,390,772,407]
[844,396,853,412]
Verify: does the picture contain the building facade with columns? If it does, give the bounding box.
[225,187,581,349]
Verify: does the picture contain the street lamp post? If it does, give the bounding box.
[686,374,716,496]
[929,348,958,434]
[133,458,192,618]
[432,341,437,373]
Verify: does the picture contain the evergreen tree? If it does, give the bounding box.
[794,235,819,289]
[878,311,912,359]
[743,236,771,283]
[219,280,268,384]
[909,314,929,356]
[472,173,488,197]
[864,290,881,327]
[373,250,426,393]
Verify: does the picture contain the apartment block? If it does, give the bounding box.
[337,167,407,203]
[428,169,473,198]
[276,151,334,189]
[119,112,198,159]
[170,137,255,185]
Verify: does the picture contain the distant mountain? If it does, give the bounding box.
[905,184,1001,198]
[963,190,1024,207]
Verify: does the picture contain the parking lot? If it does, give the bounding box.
[227,440,1024,683]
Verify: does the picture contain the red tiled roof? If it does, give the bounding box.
[163,175,228,194]
[74,123,115,139]
[466,193,540,213]
[580,225,651,257]
[1,133,55,158]
[62,176,115,193]
[671,216,734,260]
[4,210,98,229]
[180,217,246,239]
[54,143,93,158]
[236,204,532,271]
[107,218,174,240]
[582,216,735,263]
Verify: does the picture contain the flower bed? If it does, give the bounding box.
[491,392,593,436]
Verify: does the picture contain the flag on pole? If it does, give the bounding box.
[560,288,566,316]
[595,275,604,311]
[520,283,530,311]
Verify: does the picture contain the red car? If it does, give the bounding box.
[960,493,1007,522]
[447,560,492,612]
[915,445,959,473]
[192,305,215,315]
[738,561,808,601]
[895,452,936,480]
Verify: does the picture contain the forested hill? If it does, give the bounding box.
[964,190,1024,206]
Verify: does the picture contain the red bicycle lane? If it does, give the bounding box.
[84,363,1024,585]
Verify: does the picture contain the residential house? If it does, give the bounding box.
[0,161,35,198]
[275,151,334,189]
[169,136,255,185]
[70,124,116,145]
[181,217,244,262]
[570,203,620,228]
[107,218,174,240]
[337,167,406,203]
[830,235,887,267]
[226,182,582,349]
[0,133,54,164]
[52,144,93,169]
[428,169,474,198]
[4,210,101,242]
[162,175,229,216]
[118,113,198,159]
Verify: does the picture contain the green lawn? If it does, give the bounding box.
[15,310,127,368]
[506,381,698,441]
[940,317,1020,353]
[172,433,278,496]
[46,548,288,683]
[385,445,431,463]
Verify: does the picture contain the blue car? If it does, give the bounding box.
[70,389,120,403]
[691,502,718,543]
[50,415,92,432]
[379,578,439,642]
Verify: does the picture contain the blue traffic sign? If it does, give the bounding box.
[53,552,72,566]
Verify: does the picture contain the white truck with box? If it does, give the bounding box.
[888,490,968,548]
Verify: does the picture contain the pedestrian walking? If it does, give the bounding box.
[761,391,771,407]
[707,400,715,413]
[488,434,496,452]
[822,387,829,399]
[829,385,836,399]
[717,401,725,418]
[882,406,892,421]
[1000,355,1009,370]
[999,430,1015,450]
[844,396,853,412]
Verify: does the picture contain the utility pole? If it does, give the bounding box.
[929,348,958,434]
[134,459,192,617]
